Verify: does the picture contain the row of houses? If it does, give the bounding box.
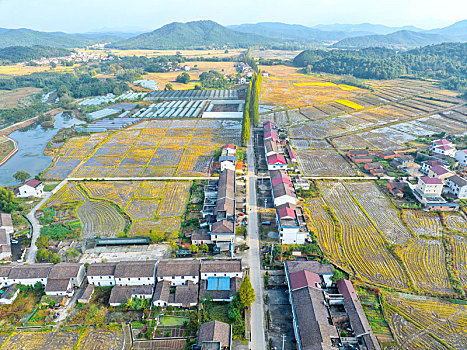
[284,260,381,350]
[264,121,308,245]
[0,259,243,308]
[0,213,13,261]
[201,155,237,251]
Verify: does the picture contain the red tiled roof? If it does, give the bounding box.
[286,145,296,160]
[222,144,235,150]
[289,270,321,291]
[430,165,451,176]
[432,139,451,145]
[24,179,42,188]
[271,176,292,187]
[420,176,443,185]
[277,206,296,219]
[267,154,286,165]
[435,145,454,151]
[264,130,278,140]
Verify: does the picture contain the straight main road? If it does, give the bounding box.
[246,128,266,350]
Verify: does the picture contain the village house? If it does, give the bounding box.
[387,181,406,199]
[199,260,243,302]
[264,139,279,157]
[78,284,94,304]
[415,176,444,198]
[14,179,44,198]
[276,203,306,245]
[347,150,373,163]
[45,278,73,297]
[390,155,415,169]
[286,144,297,163]
[364,162,384,175]
[191,229,213,245]
[210,220,235,250]
[432,144,457,158]
[152,280,171,307]
[156,260,200,286]
[285,260,334,287]
[169,281,199,308]
[430,139,454,152]
[445,175,467,199]
[264,129,279,142]
[271,180,298,207]
[219,144,237,172]
[0,229,12,261]
[455,149,467,166]
[420,159,446,175]
[114,260,156,286]
[8,264,52,286]
[377,150,397,160]
[267,153,287,170]
[0,213,13,235]
[45,263,86,297]
[428,165,455,183]
[194,320,232,350]
[86,262,117,287]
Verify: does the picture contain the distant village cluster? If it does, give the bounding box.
[32,51,111,65]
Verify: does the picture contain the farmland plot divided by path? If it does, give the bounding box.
[403,210,443,237]
[319,181,408,289]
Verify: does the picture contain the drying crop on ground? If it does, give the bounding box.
[319,181,408,289]
[444,213,467,233]
[296,150,357,176]
[403,210,443,237]
[382,292,467,350]
[396,239,454,296]
[345,182,411,244]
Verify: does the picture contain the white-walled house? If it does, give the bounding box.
[114,261,156,286]
[200,260,242,280]
[445,175,467,199]
[109,285,154,307]
[45,278,73,297]
[0,266,11,288]
[0,229,12,261]
[87,262,117,287]
[427,165,455,183]
[48,263,86,288]
[272,182,298,207]
[8,264,52,286]
[14,179,44,198]
[156,260,200,286]
[416,176,444,198]
[153,280,171,307]
[456,150,467,166]
[432,145,456,158]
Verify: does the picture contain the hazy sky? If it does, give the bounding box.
[0,0,465,33]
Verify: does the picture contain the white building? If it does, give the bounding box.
[200,260,242,280]
[48,263,86,288]
[109,285,154,307]
[210,220,235,251]
[86,262,117,287]
[455,150,467,166]
[430,139,454,152]
[427,165,455,183]
[0,266,11,288]
[14,179,44,198]
[45,278,73,297]
[0,213,14,235]
[420,160,446,175]
[0,284,19,305]
[114,261,156,286]
[432,145,456,158]
[156,260,200,286]
[8,264,52,286]
[445,175,467,199]
[416,176,444,198]
[0,229,12,261]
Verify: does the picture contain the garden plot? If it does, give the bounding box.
[158,182,191,217]
[398,239,453,295]
[289,123,323,139]
[290,139,311,149]
[77,328,124,350]
[445,213,467,233]
[319,181,408,289]
[403,210,443,237]
[452,236,467,287]
[394,120,439,137]
[296,150,357,176]
[345,182,411,244]
[307,139,333,150]
[287,109,310,124]
[383,293,467,349]
[1,330,80,350]
[304,198,345,266]
[300,106,328,120]
[375,126,416,144]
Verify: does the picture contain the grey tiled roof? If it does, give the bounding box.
[197,320,231,347]
[156,260,200,278]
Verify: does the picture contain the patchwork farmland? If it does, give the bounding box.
[43,118,241,180]
[41,180,191,238]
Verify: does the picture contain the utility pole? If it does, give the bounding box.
[282,334,286,350]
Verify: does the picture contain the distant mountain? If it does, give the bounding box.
[110,20,283,49]
[314,23,424,35]
[228,22,340,43]
[427,20,467,40]
[332,30,453,49]
[0,28,121,49]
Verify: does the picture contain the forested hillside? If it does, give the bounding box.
[0,46,71,63]
[294,43,467,91]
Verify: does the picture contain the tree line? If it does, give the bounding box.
[293,43,467,93]
[241,70,262,145]
[0,45,70,64]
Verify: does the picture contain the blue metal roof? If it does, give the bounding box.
[207,277,230,291]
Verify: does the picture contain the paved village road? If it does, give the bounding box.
[246,130,266,350]
[25,179,68,264]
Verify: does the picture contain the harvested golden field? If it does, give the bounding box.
[0,64,76,76]
[382,293,467,350]
[0,87,41,108]
[42,119,241,180]
[42,180,190,239]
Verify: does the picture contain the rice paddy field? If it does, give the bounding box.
[41,180,190,239]
[303,181,467,298]
[382,293,467,350]
[43,118,241,180]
